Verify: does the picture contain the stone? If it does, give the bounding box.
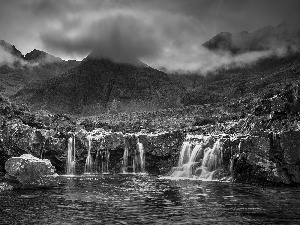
[279,131,300,165]
[0,182,14,192]
[5,154,58,189]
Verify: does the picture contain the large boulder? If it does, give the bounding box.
[5,154,58,189]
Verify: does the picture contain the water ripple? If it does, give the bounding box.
[1,174,300,224]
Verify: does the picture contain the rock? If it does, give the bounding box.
[0,182,14,192]
[279,130,300,165]
[229,132,300,185]
[5,154,58,189]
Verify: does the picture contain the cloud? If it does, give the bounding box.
[1,0,300,72]
[146,45,289,74]
[149,23,300,73]
[39,8,203,62]
[0,46,17,66]
[0,46,39,67]
[40,10,161,60]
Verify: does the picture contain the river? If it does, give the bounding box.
[1,174,300,224]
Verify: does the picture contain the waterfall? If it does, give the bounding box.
[84,136,93,174]
[132,138,146,173]
[101,151,104,174]
[137,139,145,173]
[170,142,203,177]
[104,149,110,174]
[190,144,204,163]
[170,138,223,180]
[122,137,146,174]
[66,135,76,175]
[178,141,192,166]
[122,146,129,173]
[199,139,223,179]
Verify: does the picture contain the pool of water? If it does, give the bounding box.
[1,174,300,224]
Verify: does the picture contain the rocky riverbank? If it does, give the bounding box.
[1,83,300,186]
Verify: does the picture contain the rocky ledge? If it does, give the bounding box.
[1,83,300,186]
[181,131,300,185]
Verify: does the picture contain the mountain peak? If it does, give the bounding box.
[86,50,148,68]
[24,49,63,63]
[203,22,299,54]
[0,40,24,59]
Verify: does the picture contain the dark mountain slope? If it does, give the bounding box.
[24,49,63,63]
[14,55,182,115]
[182,52,300,106]
[0,40,24,59]
[0,42,80,96]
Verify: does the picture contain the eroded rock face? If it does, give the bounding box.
[70,129,184,175]
[178,131,300,185]
[0,118,68,174]
[5,154,58,189]
[230,131,300,185]
[139,131,184,174]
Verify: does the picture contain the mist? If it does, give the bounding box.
[1,0,300,73]
[151,39,299,74]
[36,2,300,74]
[0,46,17,66]
[0,46,40,67]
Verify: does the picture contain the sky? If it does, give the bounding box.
[0,0,300,72]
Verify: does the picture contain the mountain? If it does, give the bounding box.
[0,41,80,96]
[0,40,24,59]
[203,22,300,54]
[7,22,300,115]
[14,53,182,115]
[24,49,63,63]
[181,52,300,106]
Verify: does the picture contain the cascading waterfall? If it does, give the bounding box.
[101,151,104,173]
[104,149,110,174]
[178,141,192,166]
[170,138,223,180]
[170,142,204,177]
[199,139,223,179]
[122,146,129,173]
[122,137,146,174]
[84,136,93,174]
[66,134,76,175]
[137,139,145,173]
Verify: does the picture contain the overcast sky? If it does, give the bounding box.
[0,0,300,71]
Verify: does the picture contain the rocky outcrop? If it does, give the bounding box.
[70,129,184,174]
[3,101,300,186]
[4,154,58,189]
[2,81,300,186]
[138,131,184,174]
[0,98,185,176]
[175,131,300,185]
[226,131,300,185]
[0,117,69,174]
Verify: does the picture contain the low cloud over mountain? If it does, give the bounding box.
[1,0,300,73]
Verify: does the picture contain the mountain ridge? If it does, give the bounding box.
[202,22,300,54]
[0,41,80,96]
[4,22,300,115]
[14,53,183,115]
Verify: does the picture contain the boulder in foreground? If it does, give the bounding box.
[4,154,58,189]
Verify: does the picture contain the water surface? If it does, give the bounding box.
[1,174,300,224]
